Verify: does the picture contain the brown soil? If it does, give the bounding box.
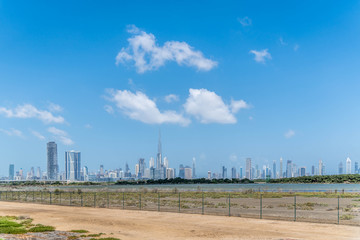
[0,201,358,240]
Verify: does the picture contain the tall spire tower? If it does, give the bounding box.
[156,129,162,169]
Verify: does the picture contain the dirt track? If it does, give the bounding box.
[0,201,358,240]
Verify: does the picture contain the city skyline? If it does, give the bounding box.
[1,1,360,176]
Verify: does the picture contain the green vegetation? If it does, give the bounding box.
[70,229,89,233]
[340,214,355,220]
[269,174,360,184]
[28,224,55,232]
[115,177,254,185]
[0,216,30,234]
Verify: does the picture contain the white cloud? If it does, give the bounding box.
[30,130,45,140]
[229,154,238,162]
[249,49,272,63]
[284,129,295,139]
[0,128,23,138]
[84,124,92,129]
[107,89,190,126]
[183,88,249,124]
[0,104,64,124]
[48,102,63,113]
[104,105,114,114]
[230,99,250,113]
[164,94,179,103]
[279,37,287,46]
[48,127,74,145]
[238,16,252,26]
[294,44,299,51]
[116,25,217,73]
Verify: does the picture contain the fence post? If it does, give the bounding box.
[6,191,7,200]
[94,193,96,208]
[202,192,204,215]
[25,191,27,202]
[139,193,141,210]
[0,191,2,201]
[122,192,125,209]
[50,192,52,205]
[338,195,340,224]
[33,191,34,202]
[70,192,72,206]
[294,194,296,222]
[18,191,20,201]
[228,193,231,217]
[81,192,83,207]
[260,193,262,219]
[107,192,110,208]
[41,191,43,203]
[178,192,181,213]
[158,192,160,212]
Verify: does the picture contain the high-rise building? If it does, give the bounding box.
[179,164,185,179]
[156,130,162,169]
[138,158,145,178]
[135,164,139,177]
[163,157,169,169]
[231,167,236,179]
[65,150,81,181]
[346,157,351,174]
[300,167,306,177]
[166,168,175,179]
[318,159,323,176]
[239,167,243,179]
[9,164,14,180]
[355,162,359,174]
[36,167,41,179]
[272,160,276,179]
[311,165,315,176]
[47,141,58,180]
[149,157,155,168]
[279,157,283,178]
[338,162,343,175]
[184,166,192,179]
[207,171,211,179]
[286,160,292,178]
[246,158,251,179]
[192,157,196,179]
[222,166,227,179]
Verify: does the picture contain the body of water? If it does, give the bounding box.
[44,183,360,192]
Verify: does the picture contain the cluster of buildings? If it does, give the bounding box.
[206,157,359,181]
[4,132,360,182]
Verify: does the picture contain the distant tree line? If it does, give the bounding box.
[115,177,254,185]
[268,174,360,184]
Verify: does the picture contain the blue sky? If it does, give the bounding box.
[1,0,360,177]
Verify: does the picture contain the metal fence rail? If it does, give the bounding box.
[0,190,358,226]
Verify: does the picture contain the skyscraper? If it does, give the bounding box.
[246,158,251,179]
[272,160,276,179]
[65,150,81,181]
[222,166,227,179]
[192,157,196,179]
[239,167,243,179]
[156,130,162,169]
[9,164,14,180]
[338,162,343,175]
[47,141,58,180]
[231,167,236,179]
[279,157,283,178]
[318,159,323,176]
[300,167,306,177]
[346,157,351,174]
[311,165,315,176]
[138,158,145,178]
[286,160,292,178]
[149,157,155,168]
[184,166,192,179]
[355,162,359,174]
[36,167,41,179]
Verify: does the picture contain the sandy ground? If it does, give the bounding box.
[0,202,358,240]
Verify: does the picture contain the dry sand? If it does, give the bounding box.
[0,201,358,240]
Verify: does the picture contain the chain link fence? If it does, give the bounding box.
[0,190,359,226]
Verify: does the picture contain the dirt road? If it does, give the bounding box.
[0,201,358,240]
